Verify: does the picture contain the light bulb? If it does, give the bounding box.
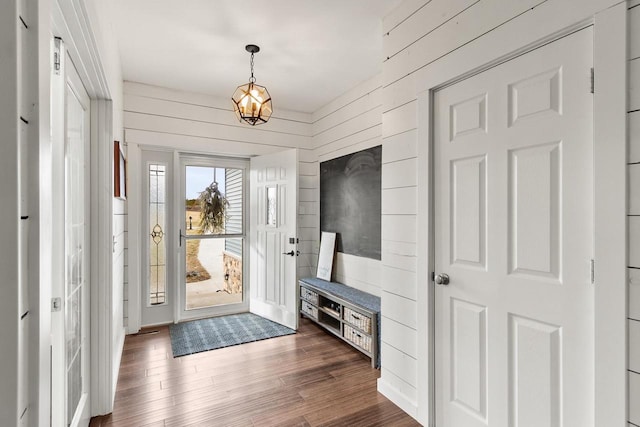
[250,89,263,103]
[249,88,262,115]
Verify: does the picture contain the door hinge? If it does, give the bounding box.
[590,259,595,284]
[590,67,594,94]
[53,37,62,75]
[51,297,61,312]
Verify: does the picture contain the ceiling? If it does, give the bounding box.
[111,0,402,114]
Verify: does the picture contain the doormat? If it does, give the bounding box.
[169,313,295,357]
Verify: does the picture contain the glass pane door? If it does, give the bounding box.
[63,50,91,427]
[181,160,247,318]
[65,84,86,424]
[149,164,167,305]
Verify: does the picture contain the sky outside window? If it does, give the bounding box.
[186,166,226,200]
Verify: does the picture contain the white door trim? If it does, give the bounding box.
[414,3,626,426]
[52,0,116,417]
[592,4,627,426]
[127,142,142,333]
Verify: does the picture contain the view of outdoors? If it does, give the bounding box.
[184,166,243,310]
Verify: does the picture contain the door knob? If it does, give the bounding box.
[434,273,450,285]
[282,250,295,256]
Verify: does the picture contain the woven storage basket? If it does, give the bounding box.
[343,307,372,333]
[300,286,319,305]
[343,324,372,353]
[301,300,318,319]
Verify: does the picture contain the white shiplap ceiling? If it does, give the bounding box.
[111,0,401,114]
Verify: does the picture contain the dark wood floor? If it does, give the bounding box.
[90,317,420,427]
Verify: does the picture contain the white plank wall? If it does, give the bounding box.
[122,81,316,315]
[379,115,420,409]
[380,0,624,422]
[629,4,640,426]
[1,1,27,424]
[297,148,319,279]
[310,75,384,297]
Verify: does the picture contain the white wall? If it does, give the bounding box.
[122,81,314,331]
[310,74,384,297]
[628,3,640,426]
[0,1,29,425]
[309,70,420,412]
[380,0,623,422]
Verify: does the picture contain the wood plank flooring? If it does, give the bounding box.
[90,317,420,427]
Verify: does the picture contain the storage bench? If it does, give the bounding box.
[299,277,381,368]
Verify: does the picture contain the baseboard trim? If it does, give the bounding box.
[377,377,419,422]
[111,327,126,408]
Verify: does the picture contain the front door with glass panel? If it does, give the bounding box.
[180,157,248,320]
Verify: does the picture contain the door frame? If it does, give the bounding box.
[414,4,626,426]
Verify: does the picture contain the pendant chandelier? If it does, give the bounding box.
[231,44,273,126]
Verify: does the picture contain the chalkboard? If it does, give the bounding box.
[320,146,381,260]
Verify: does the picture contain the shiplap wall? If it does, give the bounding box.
[309,68,419,407]
[123,82,314,331]
[310,75,384,297]
[629,3,640,426]
[380,0,623,421]
[1,0,33,423]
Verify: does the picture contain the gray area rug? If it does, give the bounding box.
[169,313,295,357]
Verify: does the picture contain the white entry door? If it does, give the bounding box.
[250,149,298,329]
[434,28,593,427]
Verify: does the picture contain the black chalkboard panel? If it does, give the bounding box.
[320,146,381,260]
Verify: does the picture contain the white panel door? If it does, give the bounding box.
[250,149,298,329]
[434,28,593,427]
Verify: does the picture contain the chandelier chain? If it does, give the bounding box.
[249,52,256,83]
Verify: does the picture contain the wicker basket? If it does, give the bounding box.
[343,324,372,353]
[343,306,372,334]
[300,286,319,305]
[301,300,318,319]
